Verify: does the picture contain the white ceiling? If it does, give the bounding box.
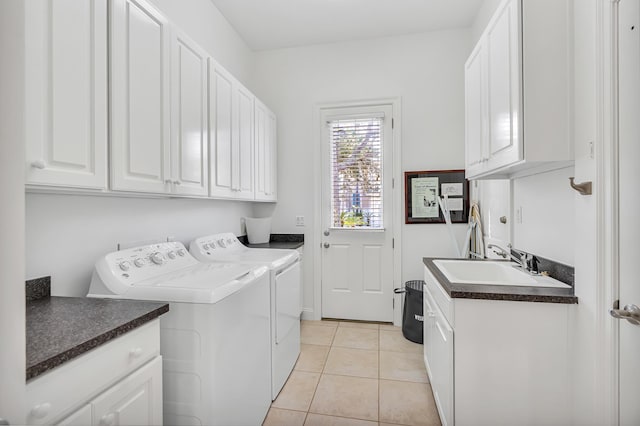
[210,0,485,51]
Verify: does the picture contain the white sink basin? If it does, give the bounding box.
[433,259,571,288]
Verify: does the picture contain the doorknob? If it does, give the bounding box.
[610,303,640,326]
[324,230,330,236]
[323,243,330,248]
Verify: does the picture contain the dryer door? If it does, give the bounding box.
[275,262,301,344]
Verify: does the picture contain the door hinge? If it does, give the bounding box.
[392,178,395,188]
[393,298,395,309]
[392,118,394,129]
[392,238,395,249]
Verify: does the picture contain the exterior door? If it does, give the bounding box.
[320,104,394,322]
[617,1,640,423]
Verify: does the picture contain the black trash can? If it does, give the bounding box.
[394,280,424,344]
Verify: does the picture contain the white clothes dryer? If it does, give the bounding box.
[88,241,271,426]
[189,233,301,399]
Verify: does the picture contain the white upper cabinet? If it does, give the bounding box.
[209,61,236,198]
[465,0,572,179]
[254,100,277,202]
[208,61,256,200]
[110,0,172,194]
[464,42,488,178]
[25,0,108,189]
[170,29,209,197]
[235,85,256,200]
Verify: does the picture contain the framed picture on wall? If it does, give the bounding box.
[404,169,470,224]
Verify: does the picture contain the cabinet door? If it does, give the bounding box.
[464,40,488,179]
[91,357,162,426]
[56,405,92,426]
[432,311,454,426]
[422,287,436,380]
[170,30,208,197]
[254,100,277,201]
[208,61,236,198]
[266,109,278,201]
[25,0,108,189]
[235,85,255,200]
[485,0,522,171]
[110,0,171,194]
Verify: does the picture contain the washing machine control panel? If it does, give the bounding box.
[190,233,243,259]
[104,241,197,284]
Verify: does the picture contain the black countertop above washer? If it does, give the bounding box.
[26,277,169,381]
[423,258,578,304]
[238,233,304,249]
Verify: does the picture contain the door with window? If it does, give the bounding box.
[320,104,394,322]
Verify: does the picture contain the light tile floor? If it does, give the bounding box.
[264,320,441,426]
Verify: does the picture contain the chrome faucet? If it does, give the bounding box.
[487,243,535,273]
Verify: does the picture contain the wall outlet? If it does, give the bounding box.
[296,216,305,227]
[516,206,523,224]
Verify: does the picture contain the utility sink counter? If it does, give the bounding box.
[422,257,576,426]
[423,257,577,304]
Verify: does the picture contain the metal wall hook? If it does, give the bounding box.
[569,177,592,195]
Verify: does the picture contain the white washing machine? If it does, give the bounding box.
[189,233,301,400]
[87,241,271,426]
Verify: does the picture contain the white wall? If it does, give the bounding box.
[25,0,258,297]
[26,194,255,296]
[149,0,254,87]
[512,167,576,265]
[252,29,471,316]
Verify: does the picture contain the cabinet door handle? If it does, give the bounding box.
[100,413,115,426]
[31,160,46,169]
[173,180,181,186]
[164,179,172,185]
[30,403,51,419]
[129,347,143,358]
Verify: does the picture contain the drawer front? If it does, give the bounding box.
[424,266,454,326]
[27,320,160,425]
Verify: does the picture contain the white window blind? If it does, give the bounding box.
[329,116,383,229]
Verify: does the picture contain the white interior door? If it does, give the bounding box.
[617,1,640,424]
[320,104,394,322]
[0,3,26,423]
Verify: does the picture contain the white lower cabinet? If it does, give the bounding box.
[423,266,571,425]
[26,321,162,426]
[91,357,162,426]
[57,405,92,426]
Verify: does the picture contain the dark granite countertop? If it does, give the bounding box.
[26,295,169,381]
[423,257,578,304]
[239,233,304,250]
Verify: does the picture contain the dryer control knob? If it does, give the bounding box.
[202,243,210,250]
[218,239,226,248]
[177,249,186,256]
[134,258,145,268]
[167,251,176,259]
[150,252,164,265]
[119,261,131,271]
